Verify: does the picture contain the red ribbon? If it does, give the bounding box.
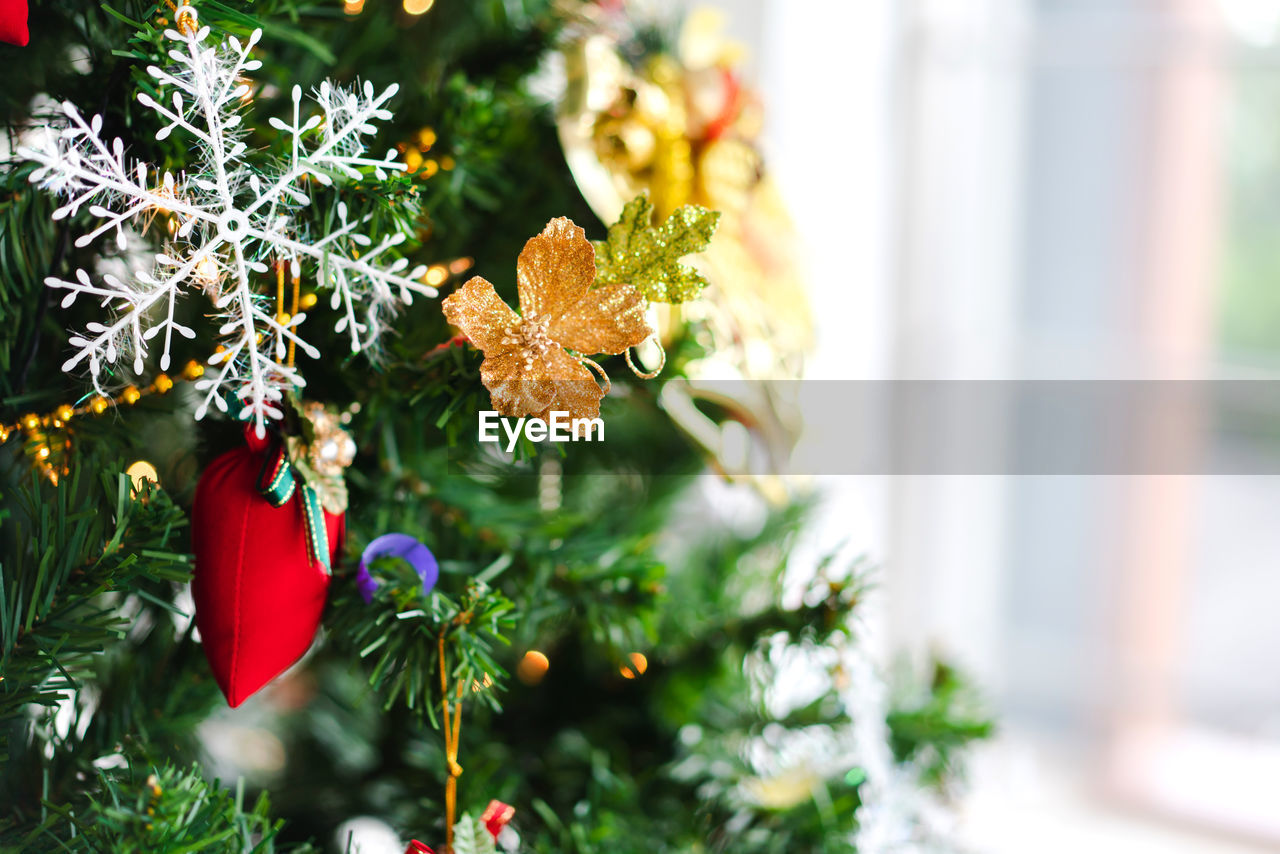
[480,800,515,839]
[703,68,742,142]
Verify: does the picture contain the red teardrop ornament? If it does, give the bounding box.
[192,431,342,707]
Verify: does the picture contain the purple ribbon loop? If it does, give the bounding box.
[356,533,439,603]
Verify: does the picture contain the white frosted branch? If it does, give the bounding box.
[52,240,221,377]
[253,226,432,299]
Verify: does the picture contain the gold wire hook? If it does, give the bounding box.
[624,336,666,380]
[165,0,198,36]
[578,356,612,396]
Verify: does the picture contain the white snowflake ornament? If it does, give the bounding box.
[18,8,433,435]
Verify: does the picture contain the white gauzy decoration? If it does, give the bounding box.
[844,611,957,853]
[18,9,431,435]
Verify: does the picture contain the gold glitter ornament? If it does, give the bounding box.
[556,6,812,492]
[286,400,356,514]
[643,57,697,220]
[442,218,654,422]
[561,37,695,223]
[302,402,356,478]
[696,137,760,217]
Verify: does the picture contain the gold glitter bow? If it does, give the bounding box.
[556,10,812,497]
[441,217,654,422]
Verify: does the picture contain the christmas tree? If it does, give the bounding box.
[0,2,990,851]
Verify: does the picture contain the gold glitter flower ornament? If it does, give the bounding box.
[285,399,357,515]
[442,217,655,421]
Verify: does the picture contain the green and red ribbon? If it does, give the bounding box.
[256,440,331,574]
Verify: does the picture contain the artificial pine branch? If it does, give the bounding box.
[0,468,189,762]
[6,762,317,853]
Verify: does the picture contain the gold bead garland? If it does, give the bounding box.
[0,361,203,485]
[5,243,465,485]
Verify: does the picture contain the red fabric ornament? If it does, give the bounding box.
[0,0,28,46]
[192,428,343,707]
[404,843,435,854]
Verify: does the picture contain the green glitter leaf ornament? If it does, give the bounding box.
[593,194,721,304]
